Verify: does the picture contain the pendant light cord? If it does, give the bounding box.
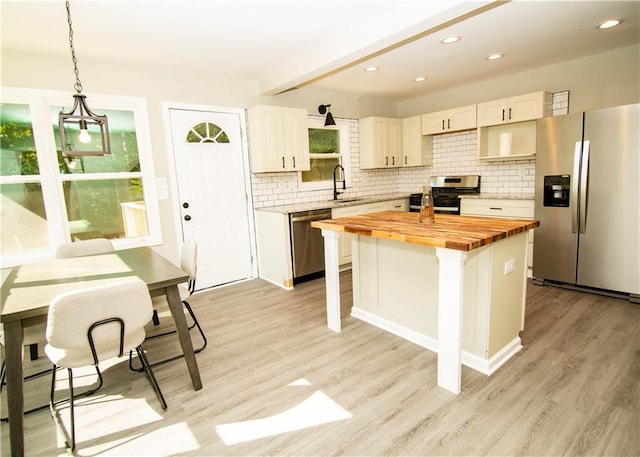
[65,0,83,94]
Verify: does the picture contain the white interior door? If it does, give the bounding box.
[169,108,253,290]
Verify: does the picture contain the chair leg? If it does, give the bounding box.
[183,300,207,353]
[129,300,207,371]
[136,345,167,410]
[48,365,104,454]
[49,366,76,454]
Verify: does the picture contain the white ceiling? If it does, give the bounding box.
[2,0,639,102]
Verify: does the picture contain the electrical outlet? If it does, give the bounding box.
[504,259,515,275]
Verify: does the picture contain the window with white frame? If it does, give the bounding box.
[298,116,350,191]
[0,88,160,266]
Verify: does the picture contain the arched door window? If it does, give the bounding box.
[186,122,230,143]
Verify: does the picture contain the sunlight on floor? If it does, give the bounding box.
[83,421,199,456]
[215,379,352,445]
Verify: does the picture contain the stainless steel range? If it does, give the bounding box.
[409,175,481,214]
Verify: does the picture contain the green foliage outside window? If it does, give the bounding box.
[1,102,148,250]
[303,128,341,183]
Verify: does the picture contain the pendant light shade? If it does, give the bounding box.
[58,0,111,157]
[318,104,336,126]
[59,94,111,156]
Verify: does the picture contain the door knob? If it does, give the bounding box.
[184,215,191,221]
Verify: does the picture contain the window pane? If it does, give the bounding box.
[0,103,40,176]
[301,157,341,183]
[63,178,148,240]
[51,107,141,174]
[309,128,339,154]
[0,182,49,253]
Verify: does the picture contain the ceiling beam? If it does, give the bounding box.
[258,1,509,96]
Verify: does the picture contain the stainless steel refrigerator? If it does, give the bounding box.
[533,103,639,301]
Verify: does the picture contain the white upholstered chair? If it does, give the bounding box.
[55,238,114,259]
[138,239,207,367]
[45,278,167,454]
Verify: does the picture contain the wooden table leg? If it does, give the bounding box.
[5,320,25,457]
[321,229,341,332]
[435,248,467,395]
[165,285,202,391]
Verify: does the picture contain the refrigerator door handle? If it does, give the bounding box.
[579,140,590,234]
[571,141,582,233]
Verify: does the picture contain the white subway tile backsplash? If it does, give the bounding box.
[251,118,536,209]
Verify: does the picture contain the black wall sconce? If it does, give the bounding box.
[318,104,336,126]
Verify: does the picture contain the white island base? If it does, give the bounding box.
[321,229,529,394]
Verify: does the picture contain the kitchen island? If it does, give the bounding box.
[312,211,539,394]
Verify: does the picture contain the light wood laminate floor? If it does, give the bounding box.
[2,272,639,456]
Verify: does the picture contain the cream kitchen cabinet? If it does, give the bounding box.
[401,115,432,167]
[460,198,535,270]
[247,105,310,173]
[359,117,402,169]
[477,91,551,127]
[332,198,408,266]
[476,91,551,161]
[421,104,477,135]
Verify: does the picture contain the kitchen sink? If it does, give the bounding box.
[334,198,362,203]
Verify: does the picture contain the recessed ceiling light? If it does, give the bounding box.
[597,19,622,29]
[440,35,461,44]
[486,53,504,61]
[364,66,379,72]
[414,76,427,82]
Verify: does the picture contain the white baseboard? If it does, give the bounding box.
[351,307,522,376]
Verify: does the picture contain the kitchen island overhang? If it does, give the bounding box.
[312,211,539,394]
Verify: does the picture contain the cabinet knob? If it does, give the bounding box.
[182,202,189,209]
[184,215,192,221]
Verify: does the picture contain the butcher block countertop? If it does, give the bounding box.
[312,211,539,252]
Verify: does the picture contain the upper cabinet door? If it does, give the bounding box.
[247,105,284,172]
[448,104,477,131]
[421,109,450,135]
[402,115,432,167]
[421,104,477,135]
[388,118,402,167]
[476,99,509,127]
[283,108,310,171]
[508,92,548,123]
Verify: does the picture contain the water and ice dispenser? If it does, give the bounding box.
[543,175,570,207]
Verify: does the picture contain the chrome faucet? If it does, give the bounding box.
[333,164,346,200]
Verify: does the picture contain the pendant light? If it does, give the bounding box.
[318,104,336,126]
[58,0,111,156]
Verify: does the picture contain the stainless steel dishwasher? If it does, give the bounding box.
[289,208,332,284]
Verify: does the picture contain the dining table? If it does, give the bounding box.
[1,246,203,457]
